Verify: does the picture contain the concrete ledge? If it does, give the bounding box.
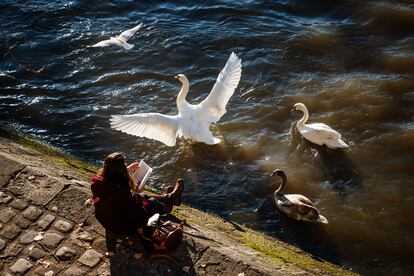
[0,127,355,275]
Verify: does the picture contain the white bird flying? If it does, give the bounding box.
[90,23,143,50]
[110,52,242,146]
[292,103,349,149]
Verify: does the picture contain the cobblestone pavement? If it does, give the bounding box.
[0,137,312,276]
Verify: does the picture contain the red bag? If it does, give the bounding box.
[140,215,185,252]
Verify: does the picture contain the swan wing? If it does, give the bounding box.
[296,203,319,216]
[118,23,143,41]
[307,123,342,139]
[91,39,118,48]
[296,195,314,206]
[300,123,342,144]
[199,52,242,122]
[279,200,293,209]
[285,194,314,206]
[110,113,179,146]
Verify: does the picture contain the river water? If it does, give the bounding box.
[1,0,413,274]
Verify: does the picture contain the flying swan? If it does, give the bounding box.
[272,169,328,224]
[110,52,242,146]
[90,23,143,50]
[292,103,349,149]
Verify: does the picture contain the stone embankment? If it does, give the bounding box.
[0,130,355,275]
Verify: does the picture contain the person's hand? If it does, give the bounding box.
[131,162,139,170]
[127,162,140,173]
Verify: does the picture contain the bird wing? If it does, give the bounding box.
[285,194,314,206]
[110,113,179,147]
[91,39,118,47]
[118,23,143,41]
[296,203,319,216]
[308,123,342,140]
[296,195,314,206]
[199,52,242,123]
[122,42,134,50]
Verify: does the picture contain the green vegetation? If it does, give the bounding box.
[172,204,356,276]
[0,126,97,175]
[240,230,356,275]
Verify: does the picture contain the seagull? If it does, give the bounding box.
[90,23,143,50]
[110,52,242,146]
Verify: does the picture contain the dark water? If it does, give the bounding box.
[1,0,414,274]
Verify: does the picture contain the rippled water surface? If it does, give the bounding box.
[1,0,414,274]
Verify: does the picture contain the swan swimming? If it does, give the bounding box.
[110,52,242,146]
[292,103,349,149]
[272,169,328,224]
[90,23,143,50]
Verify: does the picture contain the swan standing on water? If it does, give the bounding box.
[272,169,328,224]
[292,103,349,149]
[110,52,242,146]
[90,23,143,50]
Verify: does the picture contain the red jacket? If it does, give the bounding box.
[90,174,149,235]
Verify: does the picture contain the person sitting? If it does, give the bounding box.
[90,152,184,235]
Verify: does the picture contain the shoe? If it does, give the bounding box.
[168,179,184,206]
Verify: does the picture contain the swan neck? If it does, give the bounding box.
[275,174,287,196]
[297,107,309,126]
[176,79,189,111]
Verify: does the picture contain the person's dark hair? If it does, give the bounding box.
[100,152,133,189]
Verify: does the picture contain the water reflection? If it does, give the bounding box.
[289,121,362,195]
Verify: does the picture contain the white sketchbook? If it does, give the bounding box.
[132,160,153,192]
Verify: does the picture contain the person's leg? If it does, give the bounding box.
[151,179,184,207]
[146,197,173,215]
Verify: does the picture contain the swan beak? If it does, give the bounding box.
[290,108,295,112]
[174,75,179,80]
[271,171,276,176]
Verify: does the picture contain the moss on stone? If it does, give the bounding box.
[0,126,97,175]
[172,204,355,275]
[240,230,356,275]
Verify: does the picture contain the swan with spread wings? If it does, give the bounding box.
[110,52,242,146]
